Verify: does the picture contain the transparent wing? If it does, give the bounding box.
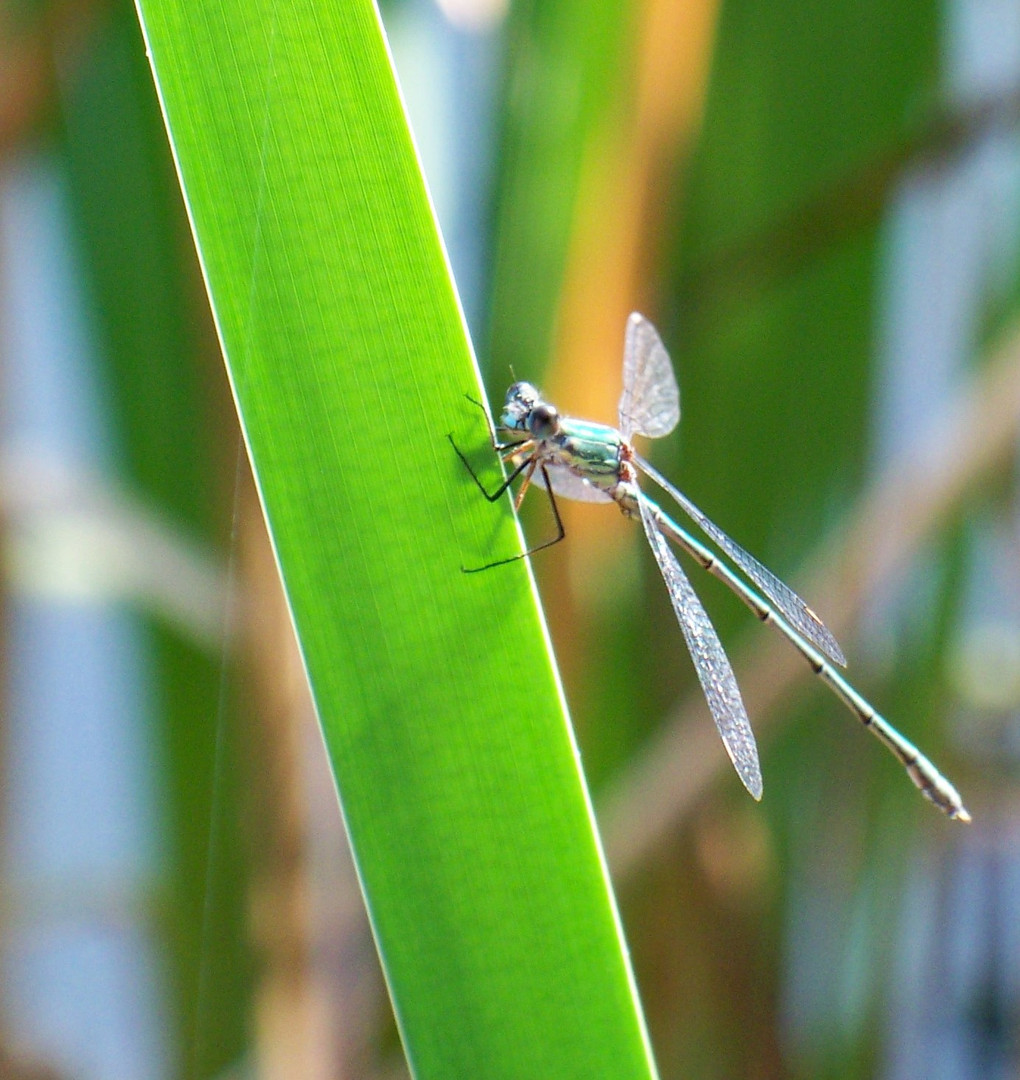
[530,460,614,504]
[638,495,763,799]
[618,312,680,441]
[635,453,847,667]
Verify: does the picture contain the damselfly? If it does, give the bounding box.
[452,313,970,821]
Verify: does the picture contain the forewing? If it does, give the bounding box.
[635,454,847,667]
[531,461,614,504]
[618,312,680,441]
[638,496,762,799]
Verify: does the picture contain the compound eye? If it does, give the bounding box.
[528,403,559,439]
[500,382,539,431]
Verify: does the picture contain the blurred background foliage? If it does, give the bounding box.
[2,0,1019,1076]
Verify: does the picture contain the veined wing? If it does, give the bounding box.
[638,495,763,799]
[530,460,614,504]
[618,313,680,442]
[635,452,847,668]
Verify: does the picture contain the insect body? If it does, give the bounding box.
[453,314,970,821]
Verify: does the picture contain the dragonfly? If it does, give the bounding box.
[451,312,970,821]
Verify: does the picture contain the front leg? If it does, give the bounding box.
[448,432,535,502]
[463,393,523,455]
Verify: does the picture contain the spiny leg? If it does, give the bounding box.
[460,461,566,573]
[463,392,521,455]
[448,432,534,502]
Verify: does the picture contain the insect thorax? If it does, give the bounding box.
[548,418,641,513]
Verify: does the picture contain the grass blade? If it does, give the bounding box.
[132,1,658,1074]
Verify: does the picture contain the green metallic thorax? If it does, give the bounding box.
[549,417,626,493]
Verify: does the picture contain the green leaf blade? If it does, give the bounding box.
[133,0,657,1075]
